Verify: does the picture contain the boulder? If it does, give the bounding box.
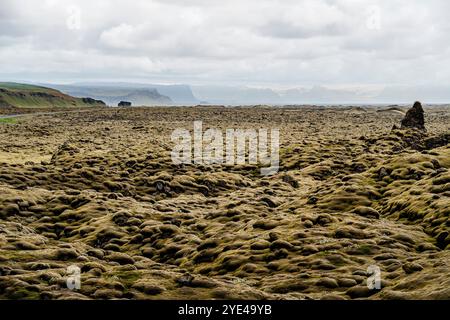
[401,101,426,130]
[82,97,106,106]
[118,101,132,107]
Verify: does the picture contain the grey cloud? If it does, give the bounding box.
[0,0,449,88]
[258,20,349,39]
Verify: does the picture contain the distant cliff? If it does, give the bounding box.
[113,89,172,106]
[52,83,200,106]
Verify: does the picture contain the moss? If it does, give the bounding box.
[0,106,449,300]
[2,250,37,262]
[0,117,18,124]
[357,244,376,255]
[115,271,141,288]
[8,287,41,300]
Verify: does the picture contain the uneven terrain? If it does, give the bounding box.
[0,106,449,300]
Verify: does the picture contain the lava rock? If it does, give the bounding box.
[118,101,132,107]
[82,97,106,106]
[401,101,426,131]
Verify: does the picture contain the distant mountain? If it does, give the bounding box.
[50,84,173,106]
[0,82,106,108]
[28,82,450,106]
[191,86,281,105]
[374,86,450,104]
[191,85,371,105]
[50,83,199,106]
[117,89,172,106]
[192,85,450,105]
[149,84,199,105]
[278,86,377,104]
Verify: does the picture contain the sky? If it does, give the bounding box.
[1,0,450,89]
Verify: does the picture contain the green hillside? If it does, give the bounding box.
[0,82,106,108]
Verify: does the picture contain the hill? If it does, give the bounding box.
[114,89,172,106]
[0,82,106,108]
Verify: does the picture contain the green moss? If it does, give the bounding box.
[114,270,141,287]
[1,250,37,261]
[357,244,375,255]
[0,117,18,124]
[8,287,41,300]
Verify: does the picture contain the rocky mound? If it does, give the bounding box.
[401,101,426,131]
[118,101,132,107]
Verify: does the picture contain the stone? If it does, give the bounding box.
[82,97,106,106]
[118,101,132,107]
[401,101,426,130]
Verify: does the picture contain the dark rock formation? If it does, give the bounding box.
[389,102,449,151]
[118,101,132,107]
[82,97,106,106]
[401,101,426,131]
[390,127,449,151]
[424,133,450,149]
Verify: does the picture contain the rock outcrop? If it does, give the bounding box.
[401,101,426,131]
[82,97,106,106]
[118,101,132,107]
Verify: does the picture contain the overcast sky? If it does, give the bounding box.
[1,0,450,88]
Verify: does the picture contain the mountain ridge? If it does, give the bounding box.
[51,83,199,106]
[191,84,450,105]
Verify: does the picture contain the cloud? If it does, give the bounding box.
[100,24,140,49]
[0,0,450,86]
[257,0,350,39]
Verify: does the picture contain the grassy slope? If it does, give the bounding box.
[0,82,104,108]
